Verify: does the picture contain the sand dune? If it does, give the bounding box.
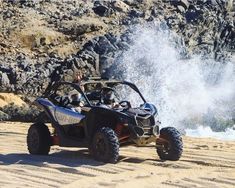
[0,122,234,188]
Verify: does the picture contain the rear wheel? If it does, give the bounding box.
[156,127,183,161]
[90,127,119,163]
[27,123,52,155]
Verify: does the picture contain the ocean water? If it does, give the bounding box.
[186,126,235,141]
[110,24,235,141]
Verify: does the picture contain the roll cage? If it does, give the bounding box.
[43,78,146,107]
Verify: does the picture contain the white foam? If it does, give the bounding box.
[113,24,235,140]
[186,126,235,141]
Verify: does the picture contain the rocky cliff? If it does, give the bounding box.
[0,0,234,97]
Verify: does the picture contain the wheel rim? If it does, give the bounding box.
[162,143,170,154]
[159,136,171,154]
[94,135,107,158]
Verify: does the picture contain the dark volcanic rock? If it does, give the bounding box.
[0,0,234,98]
[0,103,41,122]
[93,2,110,17]
[185,5,203,23]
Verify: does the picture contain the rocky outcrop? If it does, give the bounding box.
[0,0,234,98]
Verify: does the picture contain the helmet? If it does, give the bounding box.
[69,90,81,105]
[100,87,118,105]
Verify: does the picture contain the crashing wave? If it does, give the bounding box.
[108,24,235,140]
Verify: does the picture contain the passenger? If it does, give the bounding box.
[100,88,120,109]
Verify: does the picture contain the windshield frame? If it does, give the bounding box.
[81,80,147,105]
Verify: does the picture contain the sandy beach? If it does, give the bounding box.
[0,122,234,188]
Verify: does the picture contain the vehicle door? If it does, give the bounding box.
[53,83,86,126]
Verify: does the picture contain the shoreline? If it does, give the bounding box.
[1,121,234,142]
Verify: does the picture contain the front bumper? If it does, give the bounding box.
[128,116,160,145]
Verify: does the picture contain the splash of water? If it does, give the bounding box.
[185,126,235,141]
[110,25,235,139]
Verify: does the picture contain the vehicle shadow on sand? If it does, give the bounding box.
[0,149,102,167]
[0,149,165,168]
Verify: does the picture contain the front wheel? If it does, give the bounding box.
[156,127,183,161]
[90,127,119,163]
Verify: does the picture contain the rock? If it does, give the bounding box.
[61,17,104,37]
[0,103,42,122]
[123,0,136,6]
[205,0,234,11]
[1,73,10,85]
[19,0,36,8]
[129,9,144,18]
[171,0,189,10]
[3,9,15,19]
[94,36,117,55]
[93,3,110,17]
[75,23,101,36]
[0,110,10,121]
[112,0,130,12]
[185,6,203,23]
[100,55,114,70]
[177,5,186,13]
[116,41,130,50]
[122,17,132,25]
[225,0,234,11]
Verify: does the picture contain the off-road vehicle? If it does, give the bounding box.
[27,77,183,163]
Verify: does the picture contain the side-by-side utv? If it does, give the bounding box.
[27,77,183,163]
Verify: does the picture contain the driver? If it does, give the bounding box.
[100,87,119,108]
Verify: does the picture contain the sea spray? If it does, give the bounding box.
[108,25,235,140]
[185,126,235,141]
